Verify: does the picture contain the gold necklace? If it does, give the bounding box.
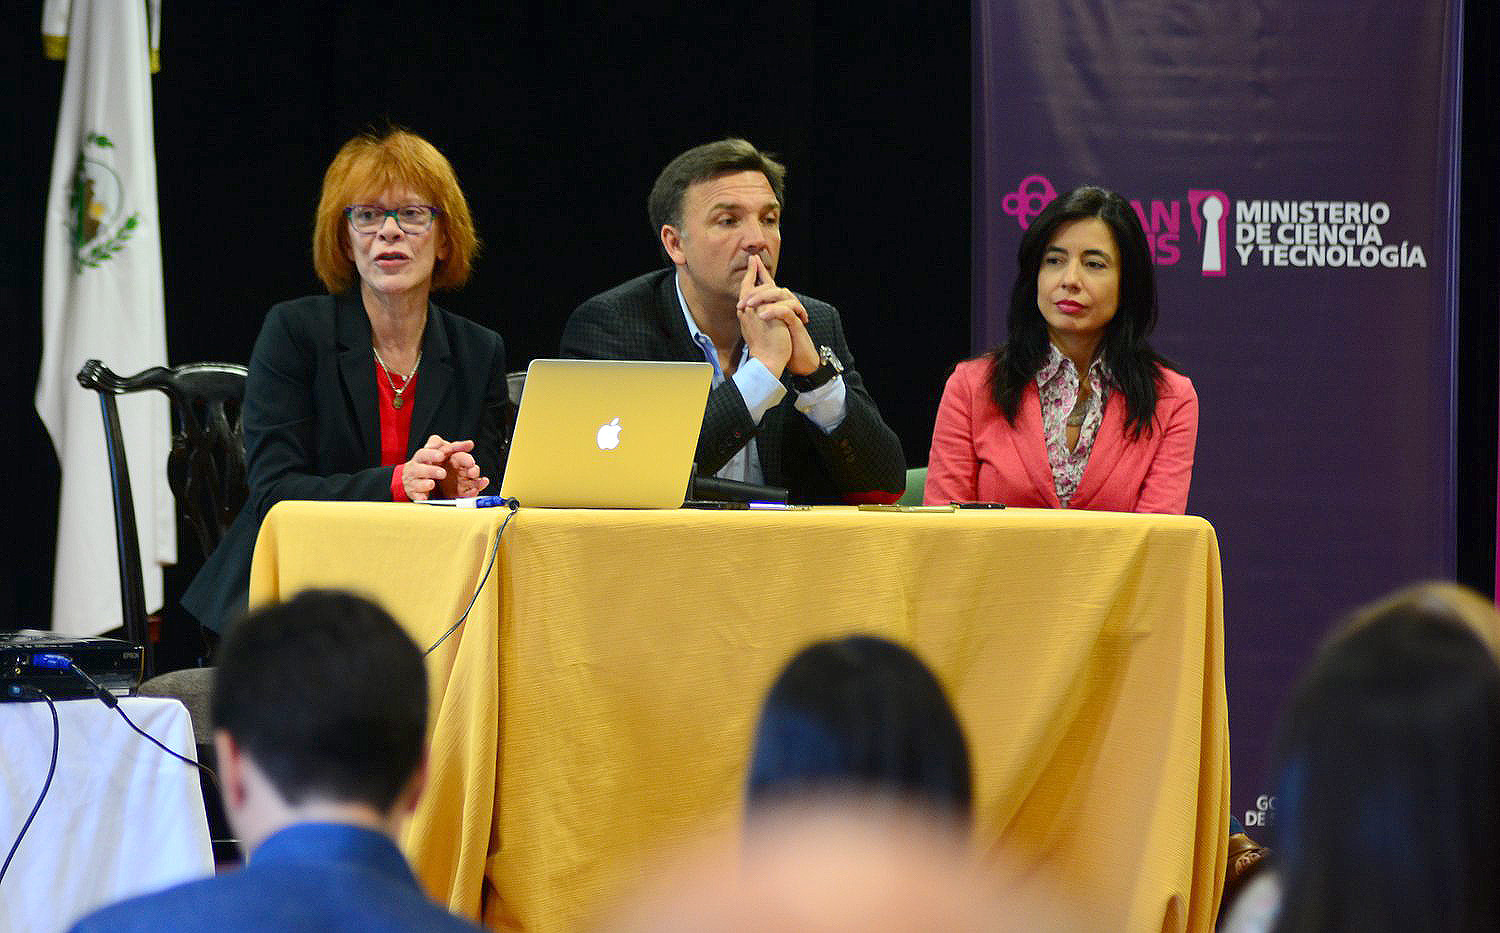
[372,347,422,410]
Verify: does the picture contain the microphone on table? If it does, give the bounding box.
[687,466,789,505]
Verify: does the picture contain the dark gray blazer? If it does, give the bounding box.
[182,292,508,632]
[560,269,905,503]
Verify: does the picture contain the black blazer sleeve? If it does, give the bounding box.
[787,298,906,501]
[242,301,394,517]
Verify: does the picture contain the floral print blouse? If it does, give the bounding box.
[1036,344,1111,508]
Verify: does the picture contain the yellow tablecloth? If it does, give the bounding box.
[250,502,1228,932]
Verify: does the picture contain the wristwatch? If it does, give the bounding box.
[790,345,844,392]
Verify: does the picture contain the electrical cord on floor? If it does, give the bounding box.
[425,500,518,656]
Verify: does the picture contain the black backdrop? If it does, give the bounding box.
[4,2,971,630]
[4,1,1497,638]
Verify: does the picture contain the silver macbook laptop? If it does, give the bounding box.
[498,359,712,508]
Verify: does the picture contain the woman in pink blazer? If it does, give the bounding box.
[926,186,1197,513]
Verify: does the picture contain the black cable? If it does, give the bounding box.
[0,687,59,889]
[425,502,518,656]
[110,700,222,794]
[62,660,221,793]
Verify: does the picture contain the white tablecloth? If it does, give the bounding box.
[0,696,214,933]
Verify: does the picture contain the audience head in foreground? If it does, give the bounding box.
[600,800,1059,933]
[69,590,478,933]
[746,634,972,822]
[210,588,429,847]
[1340,579,1500,657]
[1264,584,1500,933]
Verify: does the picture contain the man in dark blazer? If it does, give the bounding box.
[561,139,904,504]
[68,591,480,933]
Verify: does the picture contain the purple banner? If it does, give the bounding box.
[974,2,1462,827]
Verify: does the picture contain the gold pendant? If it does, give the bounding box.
[393,395,404,410]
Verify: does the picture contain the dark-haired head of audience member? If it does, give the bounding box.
[746,635,972,822]
[1268,588,1500,933]
[600,801,1032,933]
[211,590,429,853]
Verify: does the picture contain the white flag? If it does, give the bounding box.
[37,0,174,636]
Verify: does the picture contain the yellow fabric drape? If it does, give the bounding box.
[250,503,1229,933]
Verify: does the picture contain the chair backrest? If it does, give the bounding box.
[500,369,528,464]
[506,369,527,407]
[76,359,249,676]
[897,466,928,506]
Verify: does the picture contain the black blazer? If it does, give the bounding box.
[182,292,508,632]
[560,269,905,503]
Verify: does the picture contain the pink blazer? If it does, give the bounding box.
[924,357,1198,513]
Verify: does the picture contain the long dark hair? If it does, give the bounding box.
[746,635,972,821]
[989,185,1177,440]
[1269,603,1500,933]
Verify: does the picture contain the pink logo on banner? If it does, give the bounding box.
[1001,175,1057,230]
[1005,174,1231,277]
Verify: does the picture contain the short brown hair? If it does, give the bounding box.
[648,138,786,242]
[312,128,479,292]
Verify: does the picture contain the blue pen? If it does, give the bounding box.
[420,496,518,509]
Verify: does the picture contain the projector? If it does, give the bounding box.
[0,630,144,701]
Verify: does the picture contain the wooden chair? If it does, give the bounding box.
[75,359,248,678]
[78,358,248,864]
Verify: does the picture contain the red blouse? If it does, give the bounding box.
[375,362,417,501]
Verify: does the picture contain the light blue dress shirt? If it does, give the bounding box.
[675,274,848,485]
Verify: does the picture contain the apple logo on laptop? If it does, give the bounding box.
[596,417,622,451]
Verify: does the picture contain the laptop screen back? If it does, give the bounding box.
[499,359,712,508]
